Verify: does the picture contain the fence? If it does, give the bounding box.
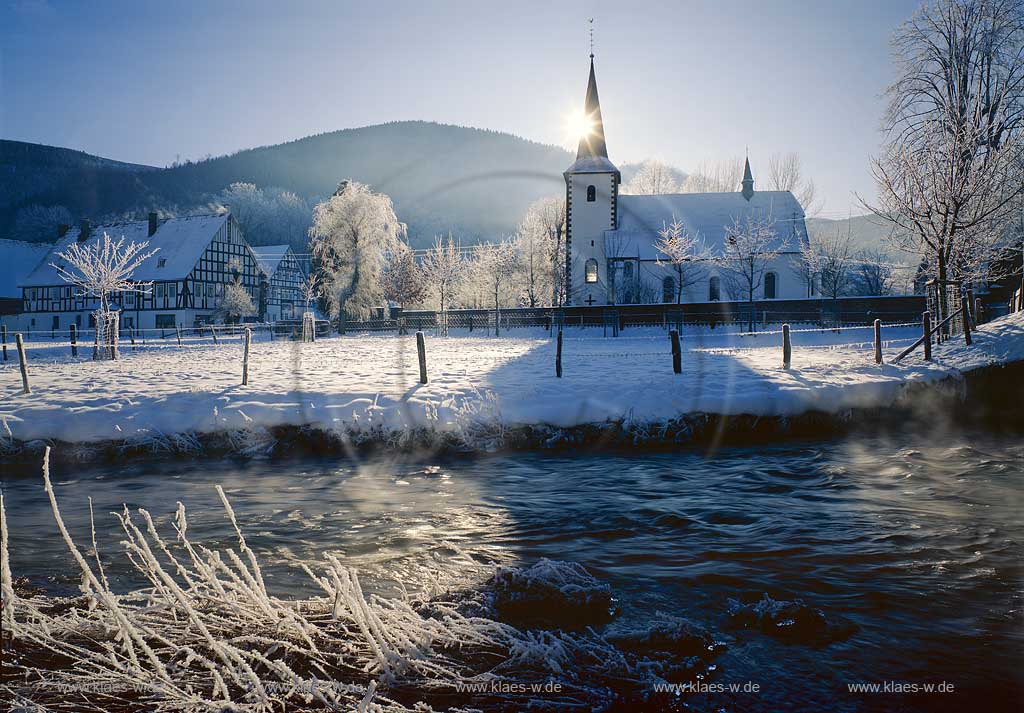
[346,296,928,334]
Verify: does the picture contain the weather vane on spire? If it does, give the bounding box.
[589,18,594,59]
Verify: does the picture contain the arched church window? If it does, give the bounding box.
[709,276,721,301]
[663,276,675,303]
[587,185,596,202]
[764,272,777,299]
[585,258,599,284]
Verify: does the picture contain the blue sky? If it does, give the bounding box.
[1,0,920,216]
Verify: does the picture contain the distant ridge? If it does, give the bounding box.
[1,121,574,247]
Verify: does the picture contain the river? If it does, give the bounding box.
[2,429,1021,711]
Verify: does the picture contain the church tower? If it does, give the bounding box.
[564,55,619,306]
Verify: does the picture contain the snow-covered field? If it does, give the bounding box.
[2,315,1022,448]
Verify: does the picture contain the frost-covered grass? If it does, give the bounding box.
[0,448,717,712]
[1,314,1022,452]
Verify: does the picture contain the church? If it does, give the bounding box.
[564,56,811,307]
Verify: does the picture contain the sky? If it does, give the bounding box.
[1,0,921,217]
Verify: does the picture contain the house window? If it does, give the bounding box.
[764,272,777,299]
[584,258,599,284]
[156,284,164,299]
[662,276,675,303]
[587,185,596,202]
[155,314,176,329]
[157,258,167,268]
[709,276,721,301]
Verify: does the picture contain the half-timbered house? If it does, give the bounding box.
[18,212,264,331]
[252,245,306,322]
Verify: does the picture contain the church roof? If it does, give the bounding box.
[577,57,608,161]
[20,213,233,287]
[605,191,809,259]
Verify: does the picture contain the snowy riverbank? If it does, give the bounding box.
[2,314,1023,458]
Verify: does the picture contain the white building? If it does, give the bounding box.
[565,57,811,306]
[16,212,264,332]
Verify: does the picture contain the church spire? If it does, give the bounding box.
[576,56,609,161]
[741,154,754,200]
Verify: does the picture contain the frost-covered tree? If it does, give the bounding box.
[717,213,787,331]
[681,158,745,193]
[13,204,73,242]
[621,160,681,195]
[52,233,160,358]
[421,233,464,312]
[477,240,518,327]
[766,152,821,216]
[217,183,312,249]
[216,277,256,323]
[865,0,1024,310]
[515,196,567,307]
[655,216,710,303]
[382,241,426,308]
[309,181,404,322]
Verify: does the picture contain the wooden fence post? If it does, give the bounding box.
[176,324,183,347]
[70,323,78,357]
[130,327,136,351]
[556,327,563,378]
[975,297,983,326]
[782,323,792,369]
[963,304,972,347]
[242,327,251,386]
[1,324,7,362]
[16,333,29,394]
[873,319,882,364]
[416,331,428,384]
[922,311,932,361]
[92,326,99,360]
[210,325,219,344]
[670,329,681,374]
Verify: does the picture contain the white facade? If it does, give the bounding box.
[565,58,811,306]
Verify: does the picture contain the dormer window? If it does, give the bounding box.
[587,185,596,202]
[157,258,167,268]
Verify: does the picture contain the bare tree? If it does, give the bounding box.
[849,249,897,296]
[299,272,321,314]
[382,241,426,309]
[621,159,681,195]
[800,229,855,299]
[767,152,822,216]
[717,213,787,331]
[53,233,160,358]
[864,0,1024,319]
[655,216,710,303]
[421,233,464,312]
[681,158,745,193]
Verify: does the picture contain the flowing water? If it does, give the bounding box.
[2,431,1022,711]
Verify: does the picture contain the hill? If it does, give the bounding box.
[1,122,574,248]
[806,213,911,258]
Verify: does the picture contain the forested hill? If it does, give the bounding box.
[1,122,574,247]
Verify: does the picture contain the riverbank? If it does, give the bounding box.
[2,314,1022,464]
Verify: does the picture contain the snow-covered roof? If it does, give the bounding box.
[0,239,51,297]
[251,245,293,277]
[565,156,620,175]
[605,190,808,260]
[20,214,231,287]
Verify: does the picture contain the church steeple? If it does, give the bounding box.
[577,56,608,160]
[741,155,754,200]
